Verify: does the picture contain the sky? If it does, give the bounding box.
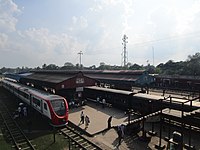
[1,0,200,68]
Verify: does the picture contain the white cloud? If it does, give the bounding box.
[70,16,88,31]
[0,33,8,49]
[0,0,21,32]
[1,0,200,68]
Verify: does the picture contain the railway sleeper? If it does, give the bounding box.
[73,136,80,140]
[21,146,32,150]
[84,144,93,149]
[12,132,22,136]
[61,128,68,132]
[80,141,89,146]
[76,139,84,143]
[68,133,77,137]
[18,141,29,146]
[14,135,25,140]
[10,129,20,133]
[5,121,15,125]
[63,130,71,134]
[16,139,26,143]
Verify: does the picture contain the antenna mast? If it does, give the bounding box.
[122,34,128,67]
[152,46,154,66]
[78,51,83,68]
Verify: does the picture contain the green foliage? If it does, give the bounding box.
[1,52,200,75]
[156,52,200,75]
[33,133,69,150]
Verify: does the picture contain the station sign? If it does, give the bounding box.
[76,87,83,92]
[76,78,84,84]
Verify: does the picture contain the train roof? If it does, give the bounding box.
[133,93,164,101]
[22,87,64,101]
[3,80,21,89]
[4,79,64,101]
[85,86,134,95]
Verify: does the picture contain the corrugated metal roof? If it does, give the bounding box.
[32,70,145,75]
[133,93,163,101]
[85,86,133,95]
[21,70,150,88]
[26,70,145,84]
[85,73,139,82]
[23,73,74,84]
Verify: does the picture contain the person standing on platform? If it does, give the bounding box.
[107,116,112,129]
[85,115,90,129]
[80,111,84,124]
[23,106,27,117]
[18,106,22,118]
[96,97,100,105]
[102,98,106,108]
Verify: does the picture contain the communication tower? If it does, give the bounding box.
[121,34,128,67]
[78,51,83,67]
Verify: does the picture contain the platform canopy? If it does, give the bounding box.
[19,70,154,91]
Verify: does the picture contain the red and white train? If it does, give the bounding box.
[2,79,69,127]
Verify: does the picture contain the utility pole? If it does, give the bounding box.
[152,46,154,66]
[122,34,128,67]
[78,51,83,68]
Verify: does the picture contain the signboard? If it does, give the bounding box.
[76,87,83,92]
[76,78,84,84]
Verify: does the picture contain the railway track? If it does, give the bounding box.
[61,126,102,150]
[0,99,36,150]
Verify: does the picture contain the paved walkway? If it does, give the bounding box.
[68,101,200,150]
[69,101,130,135]
[68,101,167,149]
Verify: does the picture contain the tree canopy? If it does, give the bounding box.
[1,52,200,76]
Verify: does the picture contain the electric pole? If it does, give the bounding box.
[152,46,154,66]
[78,51,83,68]
[122,34,128,67]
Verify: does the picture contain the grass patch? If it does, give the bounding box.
[34,132,69,150]
[0,131,11,150]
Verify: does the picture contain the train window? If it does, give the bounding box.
[50,99,66,116]
[44,103,47,110]
[18,90,29,99]
[33,97,41,107]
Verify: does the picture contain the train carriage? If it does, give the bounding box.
[131,93,163,114]
[2,79,69,127]
[84,86,134,110]
[84,86,200,114]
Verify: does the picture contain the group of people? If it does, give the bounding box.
[13,103,28,119]
[96,97,106,108]
[80,111,90,129]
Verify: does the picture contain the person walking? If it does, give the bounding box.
[117,125,122,146]
[80,111,84,124]
[107,116,112,129]
[85,115,90,129]
[120,124,125,139]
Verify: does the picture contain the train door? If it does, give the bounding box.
[43,102,48,116]
[29,94,32,106]
[41,100,43,114]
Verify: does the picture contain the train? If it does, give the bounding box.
[84,86,200,114]
[2,79,69,127]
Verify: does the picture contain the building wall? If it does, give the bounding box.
[56,73,97,91]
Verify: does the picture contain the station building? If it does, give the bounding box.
[155,74,200,91]
[5,70,154,102]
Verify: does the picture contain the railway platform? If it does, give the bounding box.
[68,101,169,150]
[68,101,129,136]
